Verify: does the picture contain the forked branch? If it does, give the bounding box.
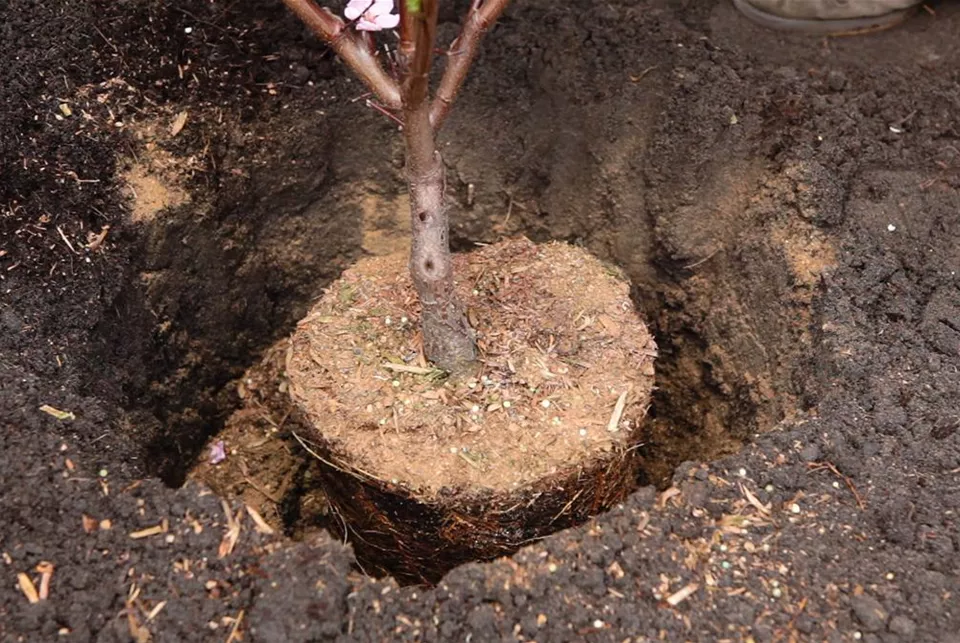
[282,0,403,110]
[430,0,512,131]
[279,0,510,371]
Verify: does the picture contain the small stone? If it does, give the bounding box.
[888,615,916,637]
[850,594,888,632]
[540,399,551,408]
[795,615,815,634]
[790,503,801,514]
[826,70,847,91]
[752,623,773,643]
[593,619,605,629]
[799,444,820,462]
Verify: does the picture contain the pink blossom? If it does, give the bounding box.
[209,440,227,465]
[344,0,399,31]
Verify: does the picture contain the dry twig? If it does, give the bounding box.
[807,461,866,510]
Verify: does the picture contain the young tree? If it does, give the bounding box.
[281,0,511,373]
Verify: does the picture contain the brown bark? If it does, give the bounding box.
[404,108,476,371]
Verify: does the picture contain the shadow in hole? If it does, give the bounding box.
[83,114,368,485]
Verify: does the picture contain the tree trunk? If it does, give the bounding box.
[403,104,476,372]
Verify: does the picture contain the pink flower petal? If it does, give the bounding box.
[355,17,382,30]
[374,12,400,29]
[209,440,226,464]
[344,0,371,20]
[370,0,395,15]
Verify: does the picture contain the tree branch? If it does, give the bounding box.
[430,0,511,131]
[282,0,403,110]
[399,0,439,113]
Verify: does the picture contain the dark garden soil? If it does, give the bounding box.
[1,0,959,640]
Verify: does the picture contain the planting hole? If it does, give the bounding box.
[86,115,823,585]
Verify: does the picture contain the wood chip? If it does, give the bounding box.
[219,501,242,558]
[665,582,699,607]
[146,600,167,621]
[82,514,99,533]
[245,505,275,535]
[36,562,54,600]
[739,482,771,516]
[85,225,110,252]
[17,573,39,603]
[130,519,168,540]
[170,111,189,137]
[658,486,682,508]
[381,362,436,375]
[225,609,245,643]
[39,404,75,421]
[607,390,628,433]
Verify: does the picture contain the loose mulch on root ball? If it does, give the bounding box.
[2,0,959,641]
[282,238,655,582]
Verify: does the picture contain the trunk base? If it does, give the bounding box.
[284,238,656,584]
